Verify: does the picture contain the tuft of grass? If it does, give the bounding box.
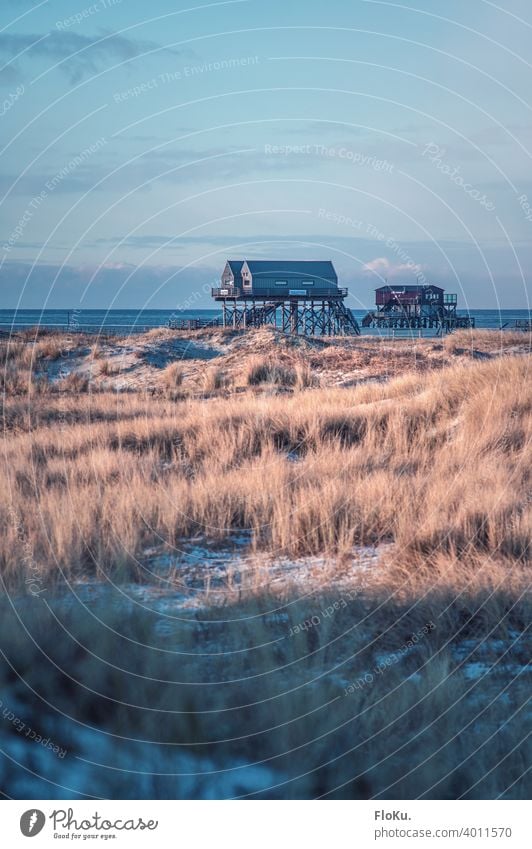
[56,372,89,392]
[202,366,228,393]
[1,365,36,396]
[34,338,64,360]
[160,361,184,395]
[246,356,298,387]
[99,358,120,376]
[294,361,319,390]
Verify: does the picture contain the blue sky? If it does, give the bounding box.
[0,0,531,310]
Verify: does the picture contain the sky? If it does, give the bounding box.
[0,0,531,311]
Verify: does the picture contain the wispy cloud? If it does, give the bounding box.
[0,29,186,84]
[92,233,325,250]
[0,144,316,197]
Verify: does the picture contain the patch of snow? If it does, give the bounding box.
[0,721,283,799]
[47,539,388,645]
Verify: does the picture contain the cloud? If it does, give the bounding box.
[92,233,329,250]
[0,143,318,199]
[362,256,426,281]
[0,29,186,84]
[38,231,480,263]
[287,120,432,139]
[138,145,319,182]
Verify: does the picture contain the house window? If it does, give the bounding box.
[274,280,288,286]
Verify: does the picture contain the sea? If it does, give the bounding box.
[0,308,529,335]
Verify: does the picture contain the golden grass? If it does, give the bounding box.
[56,371,90,393]
[243,356,319,390]
[245,356,298,386]
[202,365,228,393]
[160,360,184,391]
[98,357,120,376]
[444,328,531,354]
[2,327,529,399]
[1,353,530,590]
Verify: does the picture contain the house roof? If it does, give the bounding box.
[375,284,444,292]
[226,260,244,281]
[243,260,337,280]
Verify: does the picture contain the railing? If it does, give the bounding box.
[0,322,165,336]
[212,286,348,298]
[212,286,244,298]
[376,296,425,306]
[167,317,221,330]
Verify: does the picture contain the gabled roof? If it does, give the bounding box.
[224,260,244,284]
[243,260,337,280]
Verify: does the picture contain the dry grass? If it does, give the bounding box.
[56,371,90,393]
[246,356,298,387]
[243,357,318,390]
[202,366,231,393]
[294,361,319,389]
[0,563,529,798]
[160,361,184,392]
[237,353,314,391]
[202,365,228,393]
[1,353,530,590]
[444,328,531,355]
[34,337,64,360]
[2,327,529,399]
[98,358,120,376]
[0,333,530,800]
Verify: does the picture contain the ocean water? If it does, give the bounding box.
[0,308,529,334]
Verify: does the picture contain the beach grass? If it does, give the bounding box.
[0,328,530,798]
[1,342,530,588]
